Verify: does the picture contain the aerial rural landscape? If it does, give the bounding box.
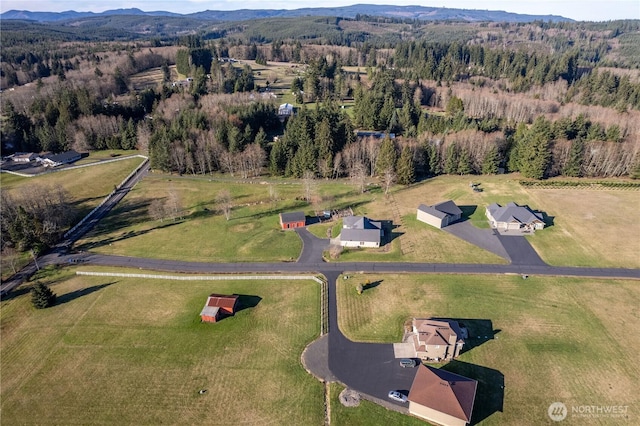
[1,2,639,425]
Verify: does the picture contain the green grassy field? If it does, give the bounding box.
[1,156,146,279]
[1,156,145,217]
[75,172,637,267]
[0,267,324,425]
[386,174,640,268]
[337,273,640,425]
[76,173,374,262]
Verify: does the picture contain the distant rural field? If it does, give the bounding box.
[337,273,640,425]
[0,267,324,425]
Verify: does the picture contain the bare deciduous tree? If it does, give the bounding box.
[216,189,232,221]
[381,167,396,197]
[349,161,368,193]
[302,170,317,203]
[148,198,166,222]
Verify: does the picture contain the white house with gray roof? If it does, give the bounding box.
[417,200,463,229]
[486,202,544,232]
[339,216,383,248]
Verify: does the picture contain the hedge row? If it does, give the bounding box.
[520,180,640,189]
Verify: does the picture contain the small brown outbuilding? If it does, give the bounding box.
[200,294,239,323]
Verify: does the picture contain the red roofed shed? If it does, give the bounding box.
[200,294,239,323]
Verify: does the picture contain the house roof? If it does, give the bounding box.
[280,211,305,223]
[204,294,239,310]
[418,200,462,220]
[414,319,464,346]
[409,365,478,423]
[487,202,543,224]
[42,150,81,164]
[343,216,381,230]
[340,228,381,243]
[434,200,463,216]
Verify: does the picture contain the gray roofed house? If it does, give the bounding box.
[40,150,82,167]
[486,202,545,232]
[339,215,383,248]
[417,200,463,229]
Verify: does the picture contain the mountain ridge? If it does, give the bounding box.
[0,5,573,23]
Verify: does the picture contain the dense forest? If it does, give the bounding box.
[2,16,640,186]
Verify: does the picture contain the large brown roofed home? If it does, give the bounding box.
[409,365,478,426]
[411,319,466,362]
[200,294,239,323]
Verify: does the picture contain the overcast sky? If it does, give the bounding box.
[2,1,639,22]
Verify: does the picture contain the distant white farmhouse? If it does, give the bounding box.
[417,200,463,229]
[278,103,294,117]
[486,202,545,232]
[9,152,38,163]
[339,216,383,248]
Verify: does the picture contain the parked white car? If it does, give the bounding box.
[388,390,408,403]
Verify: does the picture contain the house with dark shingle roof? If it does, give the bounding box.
[40,150,81,168]
[279,211,306,230]
[409,364,477,426]
[339,216,383,248]
[411,318,466,362]
[486,202,544,232]
[417,200,463,229]
[200,294,239,323]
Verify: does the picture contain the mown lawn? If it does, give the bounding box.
[337,273,640,425]
[0,267,324,425]
[387,174,639,268]
[76,173,371,262]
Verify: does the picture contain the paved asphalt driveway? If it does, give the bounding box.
[324,272,416,409]
[444,221,510,260]
[496,234,546,266]
[295,228,329,264]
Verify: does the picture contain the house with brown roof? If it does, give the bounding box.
[200,294,239,323]
[409,364,478,426]
[410,319,466,362]
[279,211,306,230]
[417,200,463,229]
[486,202,544,232]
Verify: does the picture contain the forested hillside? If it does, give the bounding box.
[2,16,639,184]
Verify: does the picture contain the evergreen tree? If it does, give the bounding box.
[315,118,334,178]
[121,118,137,150]
[444,143,459,175]
[564,138,584,177]
[31,282,56,309]
[376,136,397,176]
[482,146,500,175]
[397,146,415,185]
[457,148,473,175]
[429,145,441,176]
[518,117,552,179]
[254,127,268,149]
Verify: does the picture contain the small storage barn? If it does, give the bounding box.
[417,200,463,229]
[279,211,306,230]
[408,365,478,426]
[200,294,239,323]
